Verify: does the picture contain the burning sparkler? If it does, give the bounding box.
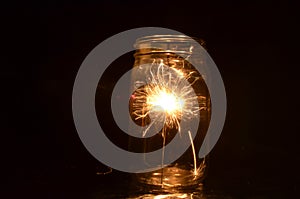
[130,59,202,179]
[131,60,200,137]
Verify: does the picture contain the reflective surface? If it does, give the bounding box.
[10,160,297,199]
[127,193,233,199]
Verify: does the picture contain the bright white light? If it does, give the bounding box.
[147,89,184,114]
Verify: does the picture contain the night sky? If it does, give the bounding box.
[3,0,299,198]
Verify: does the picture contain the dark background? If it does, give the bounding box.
[2,0,299,198]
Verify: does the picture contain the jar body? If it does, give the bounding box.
[128,35,211,189]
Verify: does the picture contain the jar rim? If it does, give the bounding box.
[135,35,205,47]
[134,35,205,56]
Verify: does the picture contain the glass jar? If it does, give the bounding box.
[128,35,211,190]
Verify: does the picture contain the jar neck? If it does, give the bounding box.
[134,35,205,57]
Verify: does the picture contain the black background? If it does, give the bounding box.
[2,0,299,198]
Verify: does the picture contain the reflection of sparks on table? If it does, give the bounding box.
[131,59,201,178]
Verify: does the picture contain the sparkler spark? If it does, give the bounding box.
[131,59,200,137]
